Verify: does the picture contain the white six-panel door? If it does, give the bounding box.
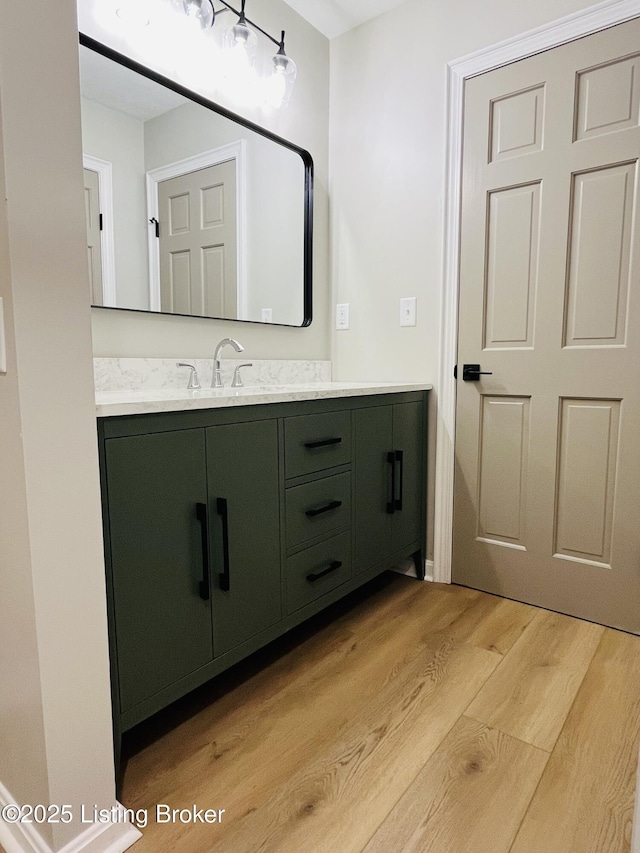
[453,19,640,632]
[158,159,237,318]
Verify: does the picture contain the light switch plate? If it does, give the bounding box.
[336,303,350,330]
[400,296,417,327]
[0,297,6,374]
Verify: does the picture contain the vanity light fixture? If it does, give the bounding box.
[110,0,297,108]
[112,0,296,106]
[167,0,296,106]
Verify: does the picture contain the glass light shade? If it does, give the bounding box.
[267,51,297,108]
[182,0,214,30]
[222,19,258,66]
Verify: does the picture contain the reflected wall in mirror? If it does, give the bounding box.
[79,36,313,327]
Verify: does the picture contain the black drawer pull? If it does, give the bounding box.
[304,437,342,449]
[386,451,396,514]
[195,502,210,601]
[395,449,404,511]
[305,500,342,518]
[216,497,231,592]
[306,560,343,582]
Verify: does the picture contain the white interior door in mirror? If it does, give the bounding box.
[158,160,238,318]
[83,167,103,306]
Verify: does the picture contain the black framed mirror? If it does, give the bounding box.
[79,34,312,327]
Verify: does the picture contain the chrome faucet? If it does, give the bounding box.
[212,338,244,388]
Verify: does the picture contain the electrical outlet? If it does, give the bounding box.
[261,308,273,322]
[400,296,417,327]
[336,303,350,330]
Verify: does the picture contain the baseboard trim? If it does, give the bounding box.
[0,781,141,853]
[56,811,142,853]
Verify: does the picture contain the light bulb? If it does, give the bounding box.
[267,43,296,108]
[182,0,214,30]
[223,16,258,66]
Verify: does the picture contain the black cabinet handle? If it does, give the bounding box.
[216,497,231,592]
[304,437,342,449]
[395,450,404,511]
[195,502,210,601]
[387,451,396,514]
[306,560,342,582]
[305,500,342,518]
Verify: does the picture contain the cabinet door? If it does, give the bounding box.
[354,405,394,573]
[392,401,424,553]
[105,429,212,713]
[206,419,281,656]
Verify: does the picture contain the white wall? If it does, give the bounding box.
[81,97,149,309]
[330,0,609,380]
[0,72,51,850]
[79,0,330,360]
[329,0,610,562]
[0,1,122,850]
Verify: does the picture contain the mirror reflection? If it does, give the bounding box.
[79,39,312,326]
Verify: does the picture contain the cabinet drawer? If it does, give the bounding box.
[285,531,352,614]
[286,472,351,548]
[284,410,351,478]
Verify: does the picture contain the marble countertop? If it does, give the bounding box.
[95,381,432,417]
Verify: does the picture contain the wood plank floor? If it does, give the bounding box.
[120,575,640,852]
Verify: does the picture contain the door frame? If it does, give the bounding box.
[434,0,640,584]
[146,139,247,316]
[83,153,117,307]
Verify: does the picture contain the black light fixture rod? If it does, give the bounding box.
[213,0,282,47]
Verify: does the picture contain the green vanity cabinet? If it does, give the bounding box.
[206,420,281,656]
[98,389,428,753]
[354,401,426,577]
[104,428,212,715]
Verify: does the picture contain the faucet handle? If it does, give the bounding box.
[176,362,201,390]
[231,363,253,388]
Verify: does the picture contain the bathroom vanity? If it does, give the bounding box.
[96,381,430,764]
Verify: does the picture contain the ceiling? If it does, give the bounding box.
[280,0,406,39]
[79,46,187,120]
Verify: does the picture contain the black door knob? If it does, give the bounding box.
[462,363,493,381]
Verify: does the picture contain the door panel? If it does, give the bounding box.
[484,183,540,348]
[564,163,635,347]
[489,84,545,161]
[391,401,424,553]
[159,159,237,317]
[454,19,640,632]
[105,429,212,712]
[206,420,281,656]
[575,54,640,140]
[354,405,393,573]
[477,396,530,548]
[554,398,621,566]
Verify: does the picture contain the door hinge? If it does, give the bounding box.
[453,364,457,379]
[99,213,103,231]
[149,217,159,238]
